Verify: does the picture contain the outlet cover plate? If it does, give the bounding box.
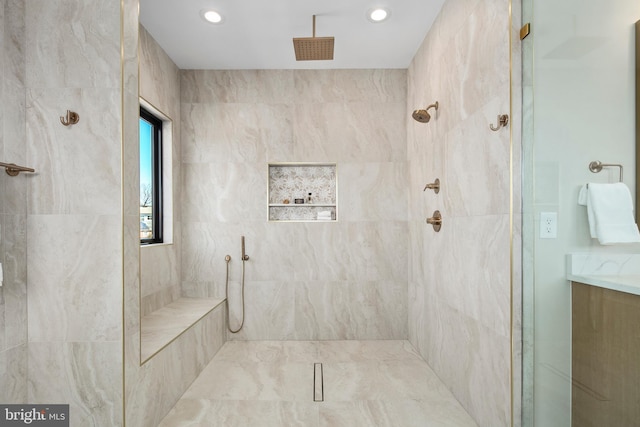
[540,212,558,239]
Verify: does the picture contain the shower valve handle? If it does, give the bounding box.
[426,210,442,232]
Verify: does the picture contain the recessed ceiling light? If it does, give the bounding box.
[367,8,390,23]
[202,9,224,24]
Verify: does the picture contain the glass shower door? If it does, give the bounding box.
[521,0,640,425]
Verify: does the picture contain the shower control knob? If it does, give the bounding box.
[426,210,442,232]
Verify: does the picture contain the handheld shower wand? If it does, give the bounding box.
[226,236,249,333]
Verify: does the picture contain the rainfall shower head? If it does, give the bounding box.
[293,15,334,61]
[412,101,439,123]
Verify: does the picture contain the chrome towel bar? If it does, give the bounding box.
[0,161,35,177]
[589,161,623,182]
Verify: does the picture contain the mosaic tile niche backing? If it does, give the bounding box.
[268,164,337,221]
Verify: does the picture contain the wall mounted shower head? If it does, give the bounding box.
[412,101,439,123]
[412,109,432,123]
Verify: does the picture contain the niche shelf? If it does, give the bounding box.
[268,163,337,222]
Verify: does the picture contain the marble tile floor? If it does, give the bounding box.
[158,340,478,427]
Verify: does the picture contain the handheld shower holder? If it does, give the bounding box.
[241,236,250,261]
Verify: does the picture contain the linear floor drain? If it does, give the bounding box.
[313,363,324,402]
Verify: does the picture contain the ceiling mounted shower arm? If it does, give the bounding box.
[312,14,316,38]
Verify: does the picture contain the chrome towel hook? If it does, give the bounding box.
[489,114,509,131]
[0,161,35,176]
[60,110,79,126]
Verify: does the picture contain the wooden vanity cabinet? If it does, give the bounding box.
[571,282,640,427]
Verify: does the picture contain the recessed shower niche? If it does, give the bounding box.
[268,163,337,221]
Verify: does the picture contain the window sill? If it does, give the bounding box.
[140,241,173,248]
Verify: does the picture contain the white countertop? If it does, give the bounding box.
[567,253,640,296]
[567,273,640,296]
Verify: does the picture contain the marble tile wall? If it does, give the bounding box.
[23,0,124,425]
[0,0,28,404]
[180,69,409,340]
[407,0,518,425]
[138,25,182,316]
[122,0,140,361]
[126,303,227,427]
[125,24,228,426]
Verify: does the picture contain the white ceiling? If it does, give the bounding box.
[139,0,445,70]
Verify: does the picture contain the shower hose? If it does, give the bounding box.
[224,255,246,333]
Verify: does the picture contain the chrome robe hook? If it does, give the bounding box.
[60,110,79,126]
[489,114,509,131]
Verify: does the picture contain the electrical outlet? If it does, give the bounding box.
[540,212,558,239]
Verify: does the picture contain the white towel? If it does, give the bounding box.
[578,185,596,237]
[578,183,640,245]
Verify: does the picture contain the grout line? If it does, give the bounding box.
[313,363,324,402]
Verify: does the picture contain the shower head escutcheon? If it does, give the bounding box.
[412,101,439,123]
